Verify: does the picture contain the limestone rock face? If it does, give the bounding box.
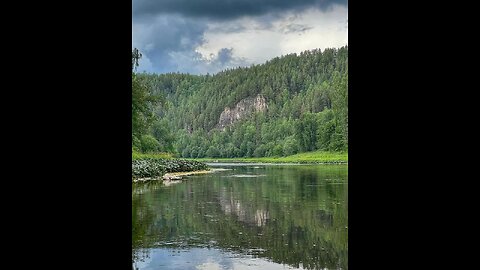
[217,95,267,130]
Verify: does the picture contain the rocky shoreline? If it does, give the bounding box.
[132,158,209,182]
[133,168,231,184]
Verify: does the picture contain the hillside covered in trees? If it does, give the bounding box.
[133,46,348,158]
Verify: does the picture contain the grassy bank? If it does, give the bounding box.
[190,151,347,164]
[132,151,173,160]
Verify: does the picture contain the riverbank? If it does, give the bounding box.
[133,168,231,183]
[163,170,211,179]
[132,156,209,181]
[132,150,346,182]
[190,151,348,164]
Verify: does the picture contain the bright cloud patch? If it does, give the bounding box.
[197,5,348,66]
[132,2,347,74]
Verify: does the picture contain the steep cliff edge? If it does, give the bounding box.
[217,95,267,130]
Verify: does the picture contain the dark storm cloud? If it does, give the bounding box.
[132,0,347,74]
[281,23,313,34]
[133,0,347,20]
[133,15,247,74]
[207,23,247,33]
[132,15,209,73]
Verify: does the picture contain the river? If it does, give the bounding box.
[132,164,348,270]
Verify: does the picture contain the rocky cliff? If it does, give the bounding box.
[217,95,267,130]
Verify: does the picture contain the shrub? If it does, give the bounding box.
[132,158,209,180]
[140,135,161,153]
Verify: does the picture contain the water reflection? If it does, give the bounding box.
[132,165,348,269]
[218,186,270,227]
[135,248,306,270]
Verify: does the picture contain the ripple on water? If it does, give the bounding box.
[224,174,267,178]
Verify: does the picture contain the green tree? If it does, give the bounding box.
[132,49,160,144]
[296,113,318,152]
[151,119,175,152]
[206,146,220,158]
[253,144,267,157]
[181,146,191,158]
[134,46,348,157]
[316,109,335,151]
[272,144,283,156]
[329,72,348,150]
[283,136,299,156]
[140,135,161,153]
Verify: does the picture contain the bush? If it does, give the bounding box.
[132,159,166,179]
[132,136,141,152]
[132,158,209,180]
[283,136,299,156]
[206,146,220,158]
[140,135,161,153]
[161,159,209,173]
[272,144,284,156]
[181,147,191,158]
[253,144,267,157]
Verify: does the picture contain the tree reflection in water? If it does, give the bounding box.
[132,165,348,269]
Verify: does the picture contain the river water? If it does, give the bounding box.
[132,164,348,270]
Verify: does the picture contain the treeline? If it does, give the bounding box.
[133,46,348,158]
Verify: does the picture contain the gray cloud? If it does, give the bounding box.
[133,15,248,75]
[132,0,347,74]
[196,48,249,74]
[281,23,313,34]
[216,48,233,65]
[207,24,246,34]
[133,0,347,20]
[168,47,248,74]
[133,15,209,73]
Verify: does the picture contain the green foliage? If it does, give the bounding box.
[316,109,336,150]
[193,150,348,164]
[151,119,175,152]
[296,113,318,152]
[135,46,348,157]
[272,144,284,156]
[161,159,208,173]
[132,136,141,152]
[139,134,161,153]
[205,146,220,158]
[189,148,198,159]
[132,159,166,179]
[132,48,142,70]
[132,73,157,140]
[132,48,163,145]
[132,157,208,179]
[132,150,173,160]
[283,136,299,156]
[253,144,267,157]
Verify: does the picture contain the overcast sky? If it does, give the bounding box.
[132,0,348,74]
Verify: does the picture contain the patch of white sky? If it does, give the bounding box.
[196,4,348,67]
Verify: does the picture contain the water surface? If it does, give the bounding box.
[132,164,348,269]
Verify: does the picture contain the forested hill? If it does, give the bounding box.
[134,46,348,158]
